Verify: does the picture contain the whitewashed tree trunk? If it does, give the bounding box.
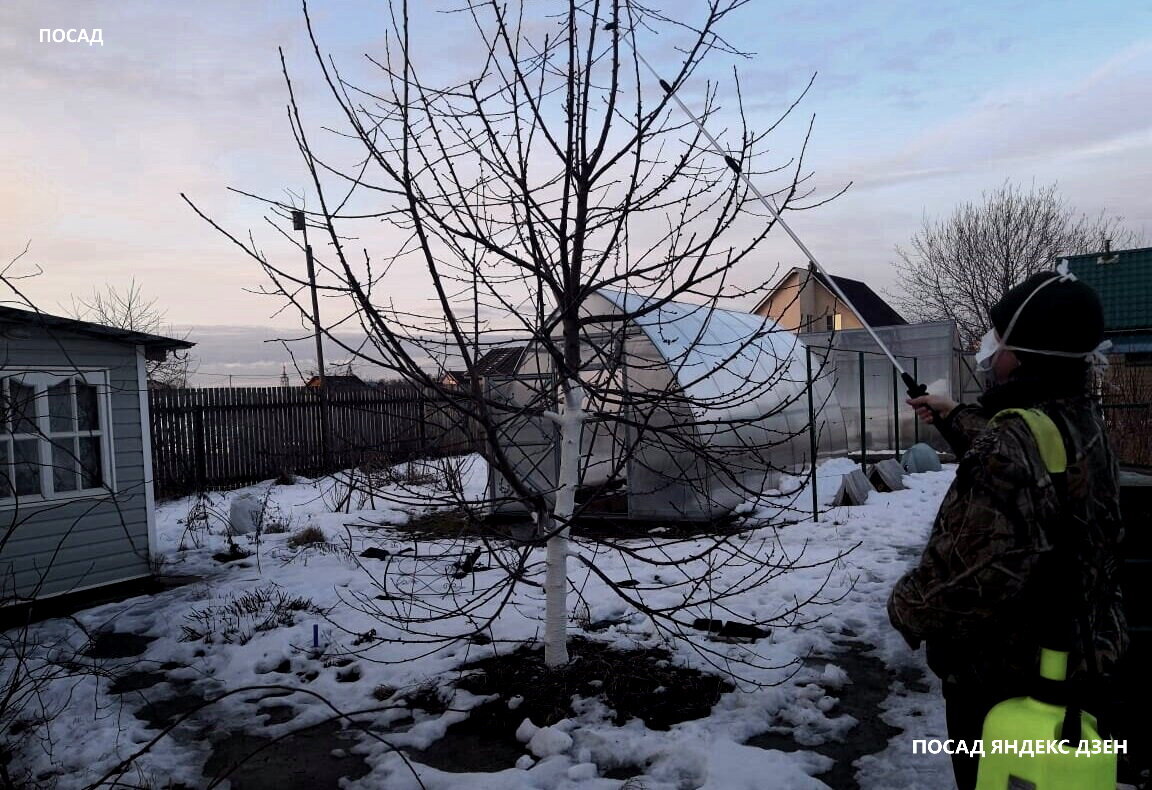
[543,381,584,667]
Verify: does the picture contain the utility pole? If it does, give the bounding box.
[293,210,332,470]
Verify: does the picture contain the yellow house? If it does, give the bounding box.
[752,266,906,332]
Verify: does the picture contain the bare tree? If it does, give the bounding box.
[892,181,1143,348]
[69,280,195,388]
[0,242,41,313]
[187,0,848,671]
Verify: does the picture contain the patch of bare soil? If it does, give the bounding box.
[746,638,916,790]
[211,543,252,564]
[82,631,157,659]
[202,720,370,790]
[392,509,484,539]
[390,509,542,544]
[407,636,733,773]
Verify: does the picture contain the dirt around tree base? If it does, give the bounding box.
[407,636,733,773]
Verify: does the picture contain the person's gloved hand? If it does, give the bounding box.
[906,394,958,425]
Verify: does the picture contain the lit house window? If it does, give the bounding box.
[1,372,111,503]
[834,312,843,331]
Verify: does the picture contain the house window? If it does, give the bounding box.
[822,313,844,332]
[1,371,111,504]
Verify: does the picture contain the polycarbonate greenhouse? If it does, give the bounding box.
[487,290,848,522]
[800,320,965,457]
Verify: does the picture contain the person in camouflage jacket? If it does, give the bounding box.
[890,268,1126,790]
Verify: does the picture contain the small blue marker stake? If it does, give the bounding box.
[313,623,319,648]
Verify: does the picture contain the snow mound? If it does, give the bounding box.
[527,725,573,758]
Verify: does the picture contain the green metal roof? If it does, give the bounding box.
[1064,246,1152,333]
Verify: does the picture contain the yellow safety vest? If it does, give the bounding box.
[975,408,1116,790]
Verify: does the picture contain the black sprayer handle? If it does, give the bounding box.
[901,372,944,427]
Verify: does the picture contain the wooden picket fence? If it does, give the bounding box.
[148,385,480,497]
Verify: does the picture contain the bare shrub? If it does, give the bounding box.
[371,460,441,488]
[180,491,228,549]
[325,461,444,513]
[257,494,294,535]
[262,513,293,535]
[147,551,171,576]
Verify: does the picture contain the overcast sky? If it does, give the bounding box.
[2,0,1150,385]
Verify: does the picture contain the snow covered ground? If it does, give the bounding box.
[3,456,959,789]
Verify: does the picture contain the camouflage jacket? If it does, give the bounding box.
[888,393,1127,692]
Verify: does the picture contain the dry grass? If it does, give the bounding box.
[287,525,328,548]
[179,585,324,645]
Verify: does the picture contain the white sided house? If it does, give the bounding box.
[0,306,193,610]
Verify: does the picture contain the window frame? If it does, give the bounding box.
[0,368,117,509]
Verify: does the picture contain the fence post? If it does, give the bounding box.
[419,389,428,453]
[913,357,920,445]
[806,347,818,522]
[320,386,333,473]
[859,350,867,472]
[891,366,900,458]
[193,404,207,491]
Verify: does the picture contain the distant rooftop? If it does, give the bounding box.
[811,270,907,327]
[304,374,372,389]
[1064,245,1152,334]
[447,346,526,383]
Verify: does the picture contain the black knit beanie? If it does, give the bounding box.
[989,271,1105,355]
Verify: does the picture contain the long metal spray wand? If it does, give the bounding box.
[615,26,931,403]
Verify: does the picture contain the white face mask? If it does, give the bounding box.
[974,329,1001,373]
